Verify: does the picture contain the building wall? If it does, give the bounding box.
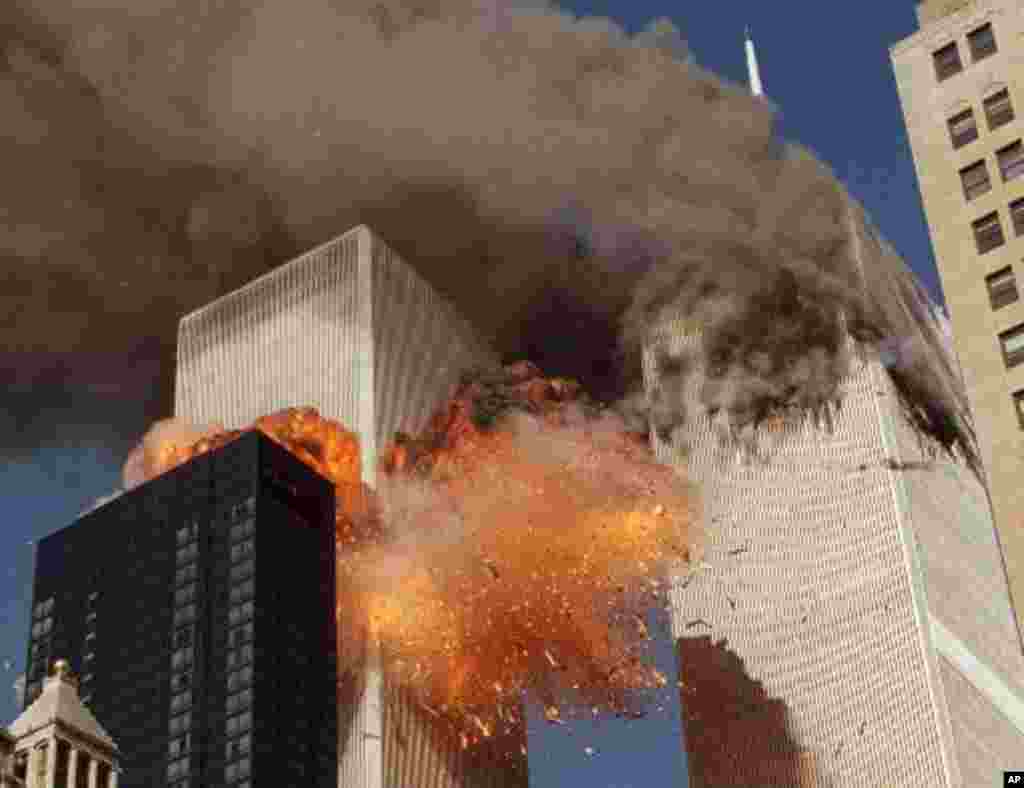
[173,226,526,788]
[890,0,1024,642]
[646,327,961,786]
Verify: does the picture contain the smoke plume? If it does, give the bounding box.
[1,0,976,468]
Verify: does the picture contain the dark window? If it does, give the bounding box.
[961,160,991,200]
[1013,389,1024,429]
[1011,198,1024,236]
[933,42,962,80]
[968,22,997,62]
[948,108,978,148]
[169,711,191,736]
[174,604,196,626]
[973,212,1005,253]
[997,141,1024,183]
[984,88,1014,130]
[986,267,1019,310]
[999,323,1024,368]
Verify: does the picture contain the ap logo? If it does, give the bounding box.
[1006,772,1024,785]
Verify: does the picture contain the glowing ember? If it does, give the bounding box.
[124,363,700,746]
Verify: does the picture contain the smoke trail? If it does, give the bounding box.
[0,0,975,468]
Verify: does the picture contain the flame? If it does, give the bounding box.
[125,362,699,746]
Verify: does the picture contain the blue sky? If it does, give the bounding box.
[0,2,934,785]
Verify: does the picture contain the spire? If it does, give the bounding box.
[744,25,764,97]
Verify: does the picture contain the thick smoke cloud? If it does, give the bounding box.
[0,0,976,470]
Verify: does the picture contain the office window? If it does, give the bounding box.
[167,757,190,781]
[227,643,254,669]
[170,690,192,714]
[987,267,1019,310]
[231,559,254,583]
[171,647,194,671]
[948,108,978,148]
[230,579,255,604]
[984,88,1014,130]
[968,22,997,61]
[225,711,252,736]
[227,665,254,692]
[973,212,1005,253]
[1010,198,1024,237]
[176,521,198,546]
[33,598,54,619]
[173,626,193,650]
[225,733,251,761]
[1000,323,1024,368]
[1013,390,1024,429]
[174,604,197,626]
[175,584,197,607]
[960,160,991,200]
[176,564,197,586]
[168,734,191,759]
[230,539,254,563]
[228,622,254,648]
[231,519,255,542]
[170,671,192,694]
[87,591,99,605]
[226,688,252,714]
[228,600,254,626]
[997,141,1024,183]
[226,756,251,782]
[176,543,198,565]
[169,711,191,736]
[933,41,962,80]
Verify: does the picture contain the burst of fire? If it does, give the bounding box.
[125,361,699,746]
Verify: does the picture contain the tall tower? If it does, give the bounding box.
[174,225,528,788]
[889,0,1024,653]
[5,659,121,788]
[646,22,1024,785]
[744,26,764,97]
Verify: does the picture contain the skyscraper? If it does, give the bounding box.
[646,26,1024,785]
[173,225,528,788]
[890,0,1024,644]
[23,430,338,788]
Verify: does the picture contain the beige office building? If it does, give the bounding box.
[891,0,1024,643]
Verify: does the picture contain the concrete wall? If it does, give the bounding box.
[891,0,1024,645]
[174,226,527,788]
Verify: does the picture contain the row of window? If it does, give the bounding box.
[970,200,1024,255]
[32,597,54,620]
[948,89,1014,149]
[932,22,997,82]
[170,522,200,787]
[960,139,1024,201]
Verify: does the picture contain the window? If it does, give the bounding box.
[228,622,254,648]
[228,601,254,626]
[168,734,191,759]
[1010,198,1024,237]
[81,673,93,685]
[933,42,962,81]
[231,559,254,583]
[171,671,192,694]
[987,267,1019,310]
[227,665,254,692]
[226,757,251,782]
[968,22,997,62]
[225,733,251,761]
[176,521,198,546]
[960,160,991,200]
[973,212,1005,253]
[176,564,197,586]
[87,591,99,605]
[175,584,197,607]
[169,711,191,736]
[984,88,1014,130]
[230,539,254,563]
[225,711,252,736]
[171,647,194,671]
[174,604,197,626]
[31,618,53,639]
[167,756,190,781]
[1013,390,1024,429]
[231,519,255,542]
[227,643,254,669]
[83,651,94,663]
[947,108,978,148]
[170,690,192,713]
[999,323,1024,368]
[226,688,252,714]
[33,598,54,619]
[176,543,198,565]
[230,579,255,604]
[173,626,193,650]
[997,141,1024,183]
[85,611,97,624]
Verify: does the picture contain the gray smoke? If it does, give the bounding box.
[0,0,977,471]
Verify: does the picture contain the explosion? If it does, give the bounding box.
[125,362,699,746]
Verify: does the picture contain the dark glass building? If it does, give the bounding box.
[24,431,338,788]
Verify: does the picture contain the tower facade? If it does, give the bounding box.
[173,225,527,788]
[890,0,1024,646]
[22,431,339,788]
